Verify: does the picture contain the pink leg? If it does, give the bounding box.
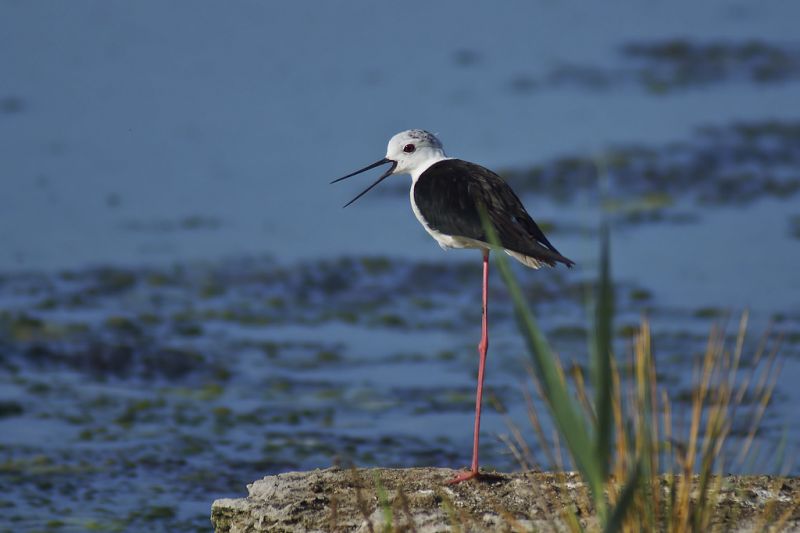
[448,249,490,484]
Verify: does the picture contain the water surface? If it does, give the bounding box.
[1,2,799,531]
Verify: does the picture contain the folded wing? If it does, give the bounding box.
[413,159,574,268]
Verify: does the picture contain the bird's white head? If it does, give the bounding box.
[331,129,449,208]
[385,129,447,179]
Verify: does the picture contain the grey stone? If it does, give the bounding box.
[211,467,799,532]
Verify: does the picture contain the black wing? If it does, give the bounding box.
[413,159,574,267]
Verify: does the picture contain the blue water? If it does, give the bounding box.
[2,2,800,531]
[1,2,799,277]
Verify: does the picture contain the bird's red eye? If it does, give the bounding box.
[403,144,416,153]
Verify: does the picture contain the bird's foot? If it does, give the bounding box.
[446,469,480,485]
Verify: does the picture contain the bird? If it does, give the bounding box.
[332,129,574,484]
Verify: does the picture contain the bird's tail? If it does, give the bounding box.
[505,249,575,269]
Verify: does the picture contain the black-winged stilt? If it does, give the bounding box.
[332,129,574,483]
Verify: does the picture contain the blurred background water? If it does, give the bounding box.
[1,1,800,531]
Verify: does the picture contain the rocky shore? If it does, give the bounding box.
[211,467,799,532]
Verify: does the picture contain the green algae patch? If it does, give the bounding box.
[511,39,800,95]
[500,120,800,213]
[0,251,795,531]
[0,401,24,418]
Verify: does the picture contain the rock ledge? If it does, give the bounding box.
[211,467,799,532]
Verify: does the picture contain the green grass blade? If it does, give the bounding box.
[592,224,614,481]
[603,460,641,533]
[373,471,393,533]
[479,206,605,518]
[563,505,586,533]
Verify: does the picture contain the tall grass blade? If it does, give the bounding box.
[478,206,605,519]
[592,224,614,481]
[372,472,393,533]
[602,460,641,533]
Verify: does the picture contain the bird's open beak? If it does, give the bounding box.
[331,158,398,208]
